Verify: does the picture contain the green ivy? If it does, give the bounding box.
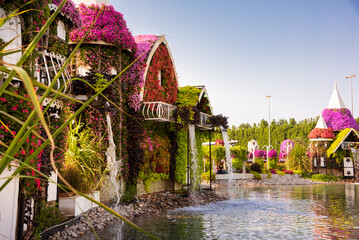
[175,129,187,184]
[138,171,169,192]
[176,86,202,106]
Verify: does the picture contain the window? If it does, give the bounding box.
[158,70,162,86]
[57,20,66,41]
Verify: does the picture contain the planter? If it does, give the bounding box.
[59,191,100,217]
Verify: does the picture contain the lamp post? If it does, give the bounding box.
[266,95,272,169]
[345,75,356,115]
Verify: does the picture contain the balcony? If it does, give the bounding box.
[142,101,176,122]
[36,51,71,94]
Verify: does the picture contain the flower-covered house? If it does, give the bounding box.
[309,83,359,178]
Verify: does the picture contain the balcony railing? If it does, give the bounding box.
[198,112,212,129]
[142,101,176,122]
[36,51,71,94]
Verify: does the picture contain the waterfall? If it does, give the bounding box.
[350,148,359,178]
[222,129,233,175]
[189,124,200,190]
[106,113,121,205]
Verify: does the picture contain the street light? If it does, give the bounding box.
[265,95,272,169]
[345,75,356,115]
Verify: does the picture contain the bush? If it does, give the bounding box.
[201,171,216,181]
[269,169,277,174]
[310,174,339,182]
[288,144,311,171]
[252,171,262,180]
[267,172,272,179]
[232,158,243,171]
[276,170,285,176]
[277,163,286,171]
[250,162,262,173]
[34,202,65,237]
[268,158,278,169]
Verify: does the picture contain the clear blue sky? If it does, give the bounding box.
[111,0,359,127]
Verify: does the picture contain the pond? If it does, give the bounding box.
[79,184,359,239]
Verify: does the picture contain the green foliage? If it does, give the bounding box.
[201,170,216,181]
[121,183,137,203]
[252,171,262,180]
[276,170,285,176]
[93,73,110,92]
[268,158,278,170]
[138,171,169,192]
[310,174,340,182]
[61,118,106,193]
[288,144,310,171]
[34,202,65,237]
[267,172,272,179]
[230,146,247,161]
[231,158,243,171]
[176,86,202,106]
[250,162,262,173]
[175,129,187,184]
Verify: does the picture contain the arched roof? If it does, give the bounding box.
[138,35,179,100]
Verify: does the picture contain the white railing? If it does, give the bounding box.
[198,112,212,129]
[142,101,176,122]
[36,51,71,93]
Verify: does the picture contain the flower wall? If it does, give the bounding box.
[70,4,136,51]
[143,43,178,104]
[322,108,359,131]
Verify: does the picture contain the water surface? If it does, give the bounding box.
[80,184,359,239]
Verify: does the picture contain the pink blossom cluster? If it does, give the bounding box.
[52,0,82,28]
[279,139,294,160]
[70,4,136,51]
[254,149,266,159]
[268,149,278,158]
[322,108,359,131]
[122,35,158,111]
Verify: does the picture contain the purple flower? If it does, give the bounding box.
[322,108,359,131]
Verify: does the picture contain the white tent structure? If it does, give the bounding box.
[327,83,346,109]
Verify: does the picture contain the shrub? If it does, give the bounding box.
[268,158,278,169]
[269,169,277,174]
[250,162,262,173]
[252,171,262,180]
[310,174,339,182]
[288,144,311,171]
[201,171,216,182]
[267,172,272,179]
[276,170,285,176]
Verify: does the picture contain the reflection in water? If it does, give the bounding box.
[79,184,359,240]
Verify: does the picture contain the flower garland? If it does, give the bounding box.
[322,108,359,131]
[70,4,136,51]
[308,128,335,139]
[143,43,178,104]
[52,0,82,28]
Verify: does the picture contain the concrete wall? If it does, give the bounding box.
[59,191,100,217]
[0,166,19,240]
